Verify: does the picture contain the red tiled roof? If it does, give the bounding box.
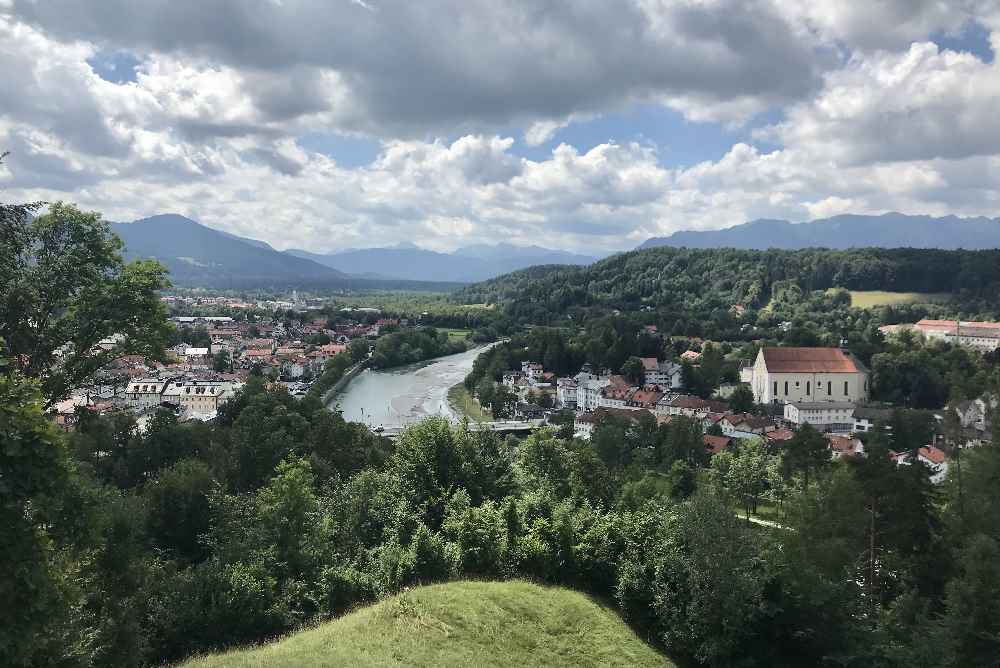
[766,428,795,442]
[703,434,732,455]
[640,357,659,371]
[761,347,859,373]
[919,445,946,465]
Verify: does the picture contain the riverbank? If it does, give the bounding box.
[447,382,492,421]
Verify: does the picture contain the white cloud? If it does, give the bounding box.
[2,3,1000,257]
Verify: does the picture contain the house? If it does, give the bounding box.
[124,379,168,410]
[918,445,949,484]
[827,434,864,459]
[784,401,857,433]
[598,376,635,409]
[176,380,241,416]
[720,413,776,439]
[639,358,682,388]
[765,428,795,445]
[556,377,578,409]
[661,394,727,419]
[575,372,611,412]
[521,362,544,380]
[853,405,893,433]
[750,347,869,405]
[627,385,665,410]
[184,347,211,369]
[703,434,732,456]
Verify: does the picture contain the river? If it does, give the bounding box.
[328,345,486,429]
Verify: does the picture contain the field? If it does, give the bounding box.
[448,382,492,420]
[847,290,951,308]
[439,327,472,341]
[178,581,674,668]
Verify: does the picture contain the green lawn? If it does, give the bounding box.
[847,290,950,308]
[178,581,674,668]
[448,383,492,421]
[439,327,472,341]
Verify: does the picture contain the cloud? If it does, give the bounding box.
[2,2,1000,258]
[10,0,824,136]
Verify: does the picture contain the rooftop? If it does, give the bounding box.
[761,347,861,373]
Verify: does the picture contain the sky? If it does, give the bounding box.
[1,1,999,254]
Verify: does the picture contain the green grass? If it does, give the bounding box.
[439,327,472,341]
[847,290,950,308]
[448,383,492,421]
[178,581,674,668]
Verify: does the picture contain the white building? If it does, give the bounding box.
[784,401,856,433]
[124,379,168,410]
[640,358,682,389]
[751,347,869,405]
[910,319,1000,352]
[556,377,578,409]
[575,372,610,412]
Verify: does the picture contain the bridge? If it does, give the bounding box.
[372,419,545,439]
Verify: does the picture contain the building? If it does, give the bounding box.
[827,434,864,459]
[556,377,578,409]
[575,372,611,412]
[176,380,241,416]
[184,347,211,369]
[521,361,544,380]
[639,358,682,388]
[784,401,857,433]
[751,347,869,405]
[720,413,776,439]
[574,408,655,439]
[853,405,893,433]
[124,379,168,410]
[703,434,732,456]
[913,319,1000,352]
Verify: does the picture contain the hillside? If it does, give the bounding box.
[112,214,347,288]
[455,246,1000,323]
[179,581,673,668]
[640,212,1000,250]
[286,243,597,283]
[110,215,460,291]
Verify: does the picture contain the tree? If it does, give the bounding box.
[1,202,170,405]
[0,360,77,665]
[212,349,231,372]
[784,423,828,488]
[940,535,1000,666]
[621,356,646,385]
[728,383,755,413]
[726,439,770,519]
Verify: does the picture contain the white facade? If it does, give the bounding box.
[124,379,167,410]
[574,372,610,412]
[177,381,241,416]
[556,378,577,409]
[751,348,869,405]
[784,401,856,433]
[641,359,682,389]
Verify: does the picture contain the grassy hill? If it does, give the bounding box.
[178,581,674,668]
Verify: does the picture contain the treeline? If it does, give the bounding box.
[455,247,1000,326]
[370,327,467,369]
[12,364,1000,666]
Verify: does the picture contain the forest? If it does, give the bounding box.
[6,202,1000,668]
[455,246,1000,331]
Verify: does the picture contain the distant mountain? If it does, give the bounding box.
[286,243,597,283]
[639,213,1000,250]
[111,214,348,288]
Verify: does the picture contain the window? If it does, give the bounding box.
[806,381,811,395]
[784,381,789,395]
[844,381,849,396]
[773,381,777,396]
[827,381,832,395]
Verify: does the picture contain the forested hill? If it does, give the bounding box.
[455,247,1000,323]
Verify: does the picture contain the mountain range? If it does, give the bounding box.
[285,244,597,283]
[639,213,1000,250]
[110,214,594,288]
